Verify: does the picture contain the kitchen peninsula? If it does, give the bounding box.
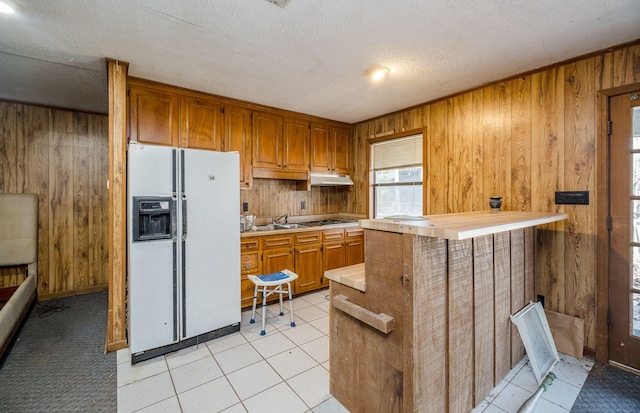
[326,211,567,413]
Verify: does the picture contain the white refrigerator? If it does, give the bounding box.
[127,142,240,363]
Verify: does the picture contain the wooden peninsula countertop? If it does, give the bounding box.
[359,210,568,240]
[325,263,366,292]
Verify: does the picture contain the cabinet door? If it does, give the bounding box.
[283,118,310,172]
[323,241,346,286]
[310,122,332,172]
[129,84,180,146]
[241,278,256,308]
[252,111,282,169]
[225,105,253,188]
[262,246,294,275]
[294,243,323,293]
[332,126,350,174]
[180,97,223,151]
[346,238,364,266]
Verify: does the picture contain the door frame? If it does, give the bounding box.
[596,82,640,362]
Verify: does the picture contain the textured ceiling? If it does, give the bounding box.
[0,0,639,123]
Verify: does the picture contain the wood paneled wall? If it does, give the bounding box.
[240,179,348,219]
[348,42,640,350]
[0,101,109,300]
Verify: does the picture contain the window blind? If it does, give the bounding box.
[371,134,423,171]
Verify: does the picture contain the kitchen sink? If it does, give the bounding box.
[276,223,307,229]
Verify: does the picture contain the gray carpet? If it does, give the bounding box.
[571,362,640,412]
[0,291,116,412]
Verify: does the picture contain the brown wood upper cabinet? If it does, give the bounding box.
[129,81,224,151]
[224,104,253,188]
[310,123,350,175]
[180,97,224,151]
[253,111,310,177]
[129,82,180,147]
[128,80,253,187]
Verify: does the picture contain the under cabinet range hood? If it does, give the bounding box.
[309,173,354,186]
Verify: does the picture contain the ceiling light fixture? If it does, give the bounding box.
[0,0,15,13]
[366,66,390,81]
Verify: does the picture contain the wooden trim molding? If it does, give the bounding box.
[106,58,129,352]
[595,82,640,362]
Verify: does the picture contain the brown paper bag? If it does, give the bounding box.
[544,309,584,359]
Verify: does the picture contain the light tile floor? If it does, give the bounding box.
[117,289,594,413]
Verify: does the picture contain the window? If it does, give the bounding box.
[370,134,423,218]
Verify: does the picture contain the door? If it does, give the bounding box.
[181,149,240,340]
[263,247,294,276]
[127,143,177,353]
[129,83,180,147]
[310,122,332,172]
[294,243,323,293]
[180,97,223,151]
[224,104,253,187]
[252,111,282,169]
[283,117,310,172]
[345,228,364,266]
[332,126,350,174]
[609,90,640,370]
[323,241,345,286]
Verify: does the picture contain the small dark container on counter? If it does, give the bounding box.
[489,196,502,211]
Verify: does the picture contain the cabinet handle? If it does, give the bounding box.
[333,294,395,334]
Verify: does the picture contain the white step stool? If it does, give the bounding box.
[248,269,298,336]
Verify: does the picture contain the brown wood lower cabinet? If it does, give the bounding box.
[323,229,346,288]
[240,237,261,308]
[262,246,294,274]
[239,227,364,308]
[345,228,364,266]
[294,232,323,294]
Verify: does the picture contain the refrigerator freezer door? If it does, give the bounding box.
[180,149,241,340]
[128,143,178,353]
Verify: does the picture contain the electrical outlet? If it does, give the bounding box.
[242,202,248,212]
[301,201,306,210]
[537,294,545,308]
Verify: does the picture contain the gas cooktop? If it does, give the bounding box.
[299,218,357,227]
[320,218,356,225]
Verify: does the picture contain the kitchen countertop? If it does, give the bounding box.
[240,221,360,237]
[360,211,568,240]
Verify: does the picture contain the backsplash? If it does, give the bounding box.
[239,178,349,219]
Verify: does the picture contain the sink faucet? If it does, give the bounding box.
[272,213,288,224]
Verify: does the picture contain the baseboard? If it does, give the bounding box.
[37,285,108,301]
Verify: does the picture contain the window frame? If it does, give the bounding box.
[368,129,425,219]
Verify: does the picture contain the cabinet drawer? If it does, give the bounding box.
[263,234,294,249]
[345,227,363,239]
[323,229,344,242]
[241,237,260,251]
[294,231,322,244]
[241,252,260,274]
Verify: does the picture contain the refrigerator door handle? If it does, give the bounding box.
[181,195,187,239]
[171,197,178,238]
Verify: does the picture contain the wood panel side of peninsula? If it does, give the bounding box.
[329,212,566,413]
